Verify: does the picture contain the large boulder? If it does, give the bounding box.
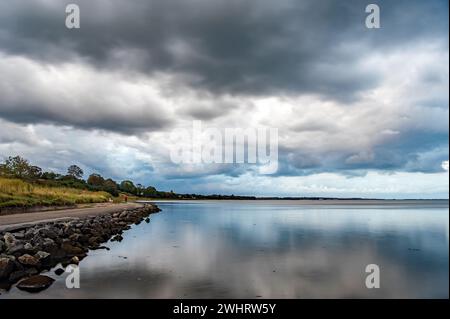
[16,275,55,293]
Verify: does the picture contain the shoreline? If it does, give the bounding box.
[0,203,161,293]
[140,198,449,208]
[0,202,144,232]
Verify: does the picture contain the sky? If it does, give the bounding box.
[0,0,448,199]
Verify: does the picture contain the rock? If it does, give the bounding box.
[8,270,27,283]
[35,251,50,260]
[91,246,110,251]
[70,256,79,265]
[13,231,25,240]
[119,211,129,218]
[6,243,26,256]
[18,254,40,266]
[88,237,101,246]
[26,268,39,276]
[69,233,82,242]
[13,259,24,271]
[42,238,57,252]
[145,218,150,223]
[111,234,123,242]
[16,275,55,293]
[0,281,12,291]
[24,243,33,250]
[3,233,16,248]
[61,242,84,256]
[38,228,58,239]
[54,268,65,276]
[0,257,15,280]
[0,240,5,253]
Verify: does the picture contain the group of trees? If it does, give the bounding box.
[0,156,43,180]
[0,155,166,198]
[0,156,263,200]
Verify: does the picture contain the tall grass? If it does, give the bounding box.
[0,177,111,208]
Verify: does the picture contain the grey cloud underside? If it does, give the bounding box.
[0,104,171,134]
[0,0,447,99]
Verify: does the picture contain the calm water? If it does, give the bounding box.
[2,200,449,299]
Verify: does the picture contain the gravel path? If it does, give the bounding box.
[0,203,143,232]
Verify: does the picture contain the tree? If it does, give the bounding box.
[136,183,145,196]
[143,186,158,197]
[67,165,84,179]
[87,173,105,187]
[0,156,42,180]
[119,180,137,195]
[103,178,119,196]
[41,171,62,180]
[29,166,43,179]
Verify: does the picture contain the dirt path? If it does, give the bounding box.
[0,202,144,232]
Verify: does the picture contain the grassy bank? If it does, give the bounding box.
[0,177,112,209]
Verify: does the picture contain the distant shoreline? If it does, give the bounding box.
[138,198,450,202]
[138,198,449,208]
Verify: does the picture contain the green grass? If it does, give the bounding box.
[0,177,112,208]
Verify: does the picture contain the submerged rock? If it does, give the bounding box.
[17,275,55,293]
[111,234,123,242]
[54,268,65,276]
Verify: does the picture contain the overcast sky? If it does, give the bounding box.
[0,0,448,198]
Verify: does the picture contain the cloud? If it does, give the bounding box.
[0,53,173,133]
[442,161,449,172]
[0,0,447,101]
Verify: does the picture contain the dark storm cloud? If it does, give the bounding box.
[0,100,171,134]
[0,0,447,100]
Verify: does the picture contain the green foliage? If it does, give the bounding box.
[0,156,43,180]
[120,180,137,195]
[103,178,119,197]
[87,173,105,187]
[67,165,84,179]
[143,186,158,197]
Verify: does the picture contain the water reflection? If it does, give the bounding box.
[2,200,448,298]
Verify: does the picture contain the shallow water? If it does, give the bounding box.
[2,200,449,298]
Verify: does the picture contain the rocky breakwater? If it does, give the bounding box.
[0,204,161,293]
